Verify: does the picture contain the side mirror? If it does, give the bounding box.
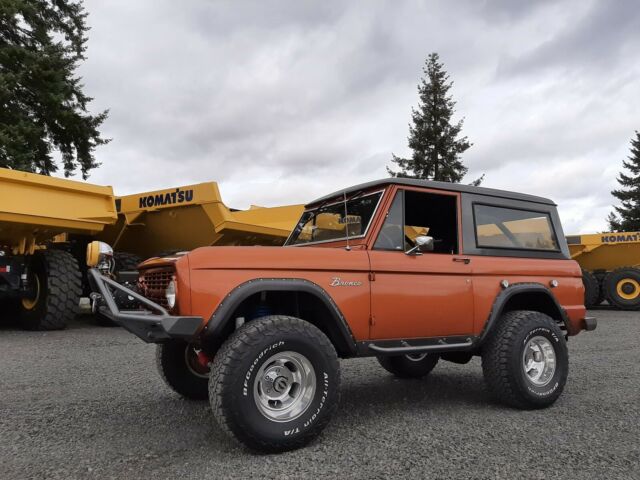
[405,235,434,256]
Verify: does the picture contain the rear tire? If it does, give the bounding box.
[376,353,439,378]
[210,316,340,453]
[156,340,210,400]
[603,267,640,310]
[481,310,568,409]
[582,270,599,308]
[19,250,81,331]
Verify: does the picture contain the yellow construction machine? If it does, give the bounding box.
[567,231,640,310]
[0,167,303,330]
[97,182,302,265]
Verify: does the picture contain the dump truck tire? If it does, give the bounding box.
[604,267,640,310]
[582,270,600,308]
[376,353,439,378]
[20,250,81,331]
[113,252,142,277]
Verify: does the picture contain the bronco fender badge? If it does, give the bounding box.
[330,277,362,287]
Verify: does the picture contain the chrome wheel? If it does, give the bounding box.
[253,351,316,422]
[522,336,556,387]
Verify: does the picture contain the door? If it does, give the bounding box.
[368,188,474,340]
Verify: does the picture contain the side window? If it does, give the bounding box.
[373,192,404,250]
[374,190,459,254]
[474,204,559,251]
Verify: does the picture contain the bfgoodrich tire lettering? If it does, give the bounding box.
[209,316,340,453]
[481,310,568,409]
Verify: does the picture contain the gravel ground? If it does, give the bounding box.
[0,309,638,480]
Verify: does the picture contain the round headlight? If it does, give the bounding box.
[166,279,176,309]
[86,241,114,273]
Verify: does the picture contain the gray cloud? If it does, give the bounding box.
[67,0,640,234]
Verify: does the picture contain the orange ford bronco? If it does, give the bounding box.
[89,179,596,452]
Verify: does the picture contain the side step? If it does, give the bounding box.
[367,338,474,355]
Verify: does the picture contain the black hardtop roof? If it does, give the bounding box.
[307,178,555,207]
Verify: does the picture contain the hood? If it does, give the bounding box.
[138,252,187,269]
[184,245,369,272]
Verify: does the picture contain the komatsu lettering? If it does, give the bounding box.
[601,233,640,243]
[139,189,194,208]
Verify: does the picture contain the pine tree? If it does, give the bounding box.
[608,131,640,232]
[0,0,108,179]
[388,53,481,184]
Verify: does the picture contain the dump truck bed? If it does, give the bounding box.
[96,182,303,258]
[566,232,640,271]
[0,168,117,254]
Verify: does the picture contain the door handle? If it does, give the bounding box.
[453,257,471,264]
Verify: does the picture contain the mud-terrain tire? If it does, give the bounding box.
[582,270,600,308]
[19,250,81,331]
[481,310,568,410]
[156,340,210,400]
[603,267,640,310]
[376,353,439,378]
[210,316,340,453]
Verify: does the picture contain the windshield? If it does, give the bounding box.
[286,191,383,245]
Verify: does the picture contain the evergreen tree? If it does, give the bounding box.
[608,131,640,232]
[388,53,481,185]
[0,0,108,179]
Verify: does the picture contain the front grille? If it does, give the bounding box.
[138,267,174,308]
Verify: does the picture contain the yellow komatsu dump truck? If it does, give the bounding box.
[0,168,117,330]
[0,167,303,330]
[96,182,302,266]
[567,231,640,310]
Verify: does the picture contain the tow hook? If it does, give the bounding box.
[197,351,211,369]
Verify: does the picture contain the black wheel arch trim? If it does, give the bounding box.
[478,282,569,345]
[203,278,358,355]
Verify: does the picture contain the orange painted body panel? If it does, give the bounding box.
[178,246,372,340]
[469,256,585,335]
[368,250,473,339]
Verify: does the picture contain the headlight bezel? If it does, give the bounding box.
[165,277,177,310]
[86,241,114,274]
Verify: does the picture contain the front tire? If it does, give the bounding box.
[481,310,568,409]
[210,316,340,453]
[156,340,210,400]
[19,250,81,331]
[376,353,439,378]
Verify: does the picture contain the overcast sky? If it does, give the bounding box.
[71,0,640,234]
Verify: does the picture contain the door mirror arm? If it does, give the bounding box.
[405,235,434,256]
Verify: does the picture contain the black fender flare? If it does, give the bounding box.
[477,282,569,345]
[202,278,358,355]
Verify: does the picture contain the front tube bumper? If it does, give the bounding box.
[88,268,203,343]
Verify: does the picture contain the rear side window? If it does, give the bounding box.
[473,204,559,251]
